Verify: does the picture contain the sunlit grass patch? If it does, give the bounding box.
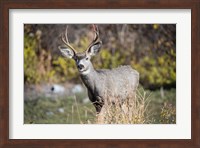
[96,87,152,124]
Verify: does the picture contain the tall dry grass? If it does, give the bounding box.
[95,87,152,124]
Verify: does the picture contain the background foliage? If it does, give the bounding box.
[24,24,176,89]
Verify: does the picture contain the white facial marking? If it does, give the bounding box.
[78,60,84,66]
[80,68,90,75]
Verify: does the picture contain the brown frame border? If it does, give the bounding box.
[0,0,199,147]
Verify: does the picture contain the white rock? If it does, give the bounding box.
[72,84,84,94]
[51,84,65,94]
[83,97,90,104]
[46,111,54,116]
[58,108,65,113]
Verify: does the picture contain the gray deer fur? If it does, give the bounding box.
[58,25,139,113]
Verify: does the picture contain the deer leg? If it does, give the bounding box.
[93,102,102,114]
[92,96,104,114]
[96,106,106,124]
[92,101,106,124]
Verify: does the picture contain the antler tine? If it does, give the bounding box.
[85,24,101,52]
[92,24,99,42]
[61,26,77,53]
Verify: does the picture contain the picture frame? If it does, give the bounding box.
[0,0,199,147]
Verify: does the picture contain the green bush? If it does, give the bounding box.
[132,48,176,88]
[24,33,56,84]
[52,56,78,82]
[24,34,41,84]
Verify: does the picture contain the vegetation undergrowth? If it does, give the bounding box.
[95,87,151,124]
[24,86,176,124]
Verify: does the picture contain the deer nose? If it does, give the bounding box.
[77,64,84,70]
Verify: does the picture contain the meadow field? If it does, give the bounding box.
[24,84,176,124]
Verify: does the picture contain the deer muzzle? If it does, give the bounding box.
[77,64,85,71]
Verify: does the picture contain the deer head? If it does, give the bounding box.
[58,25,102,75]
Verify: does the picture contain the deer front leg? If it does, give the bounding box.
[93,98,106,124]
[93,101,102,113]
[96,105,106,124]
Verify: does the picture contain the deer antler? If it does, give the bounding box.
[86,24,101,51]
[61,26,77,54]
[92,24,99,42]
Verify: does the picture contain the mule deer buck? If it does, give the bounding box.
[58,25,139,117]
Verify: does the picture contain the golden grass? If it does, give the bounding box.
[95,87,152,124]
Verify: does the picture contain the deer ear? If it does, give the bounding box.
[87,41,102,56]
[58,46,75,59]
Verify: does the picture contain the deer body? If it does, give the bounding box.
[80,66,139,112]
[58,25,139,113]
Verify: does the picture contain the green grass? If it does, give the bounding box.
[24,88,176,124]
[24,95,96,124]
[147,88,176,123]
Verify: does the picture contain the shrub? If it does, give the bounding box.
[24,34,41,84]
[132,50,176,88]
[24,33,57,84]
[159,103,176,124]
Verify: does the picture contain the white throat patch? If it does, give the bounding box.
[80,68,91,75]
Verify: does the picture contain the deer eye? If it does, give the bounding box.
[86,57,89,60]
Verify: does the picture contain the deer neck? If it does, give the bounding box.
[80,67,97,91]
